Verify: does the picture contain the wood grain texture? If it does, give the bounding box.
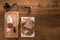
[0,0,60,40]
[4,11,19,38]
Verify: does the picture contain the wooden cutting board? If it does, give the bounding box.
[4,11,19,38]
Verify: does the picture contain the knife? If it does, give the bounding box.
[7,15,13,32]
[13,16,16,33]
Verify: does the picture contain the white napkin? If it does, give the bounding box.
[7,28,11,32]
[7,15,12,23]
